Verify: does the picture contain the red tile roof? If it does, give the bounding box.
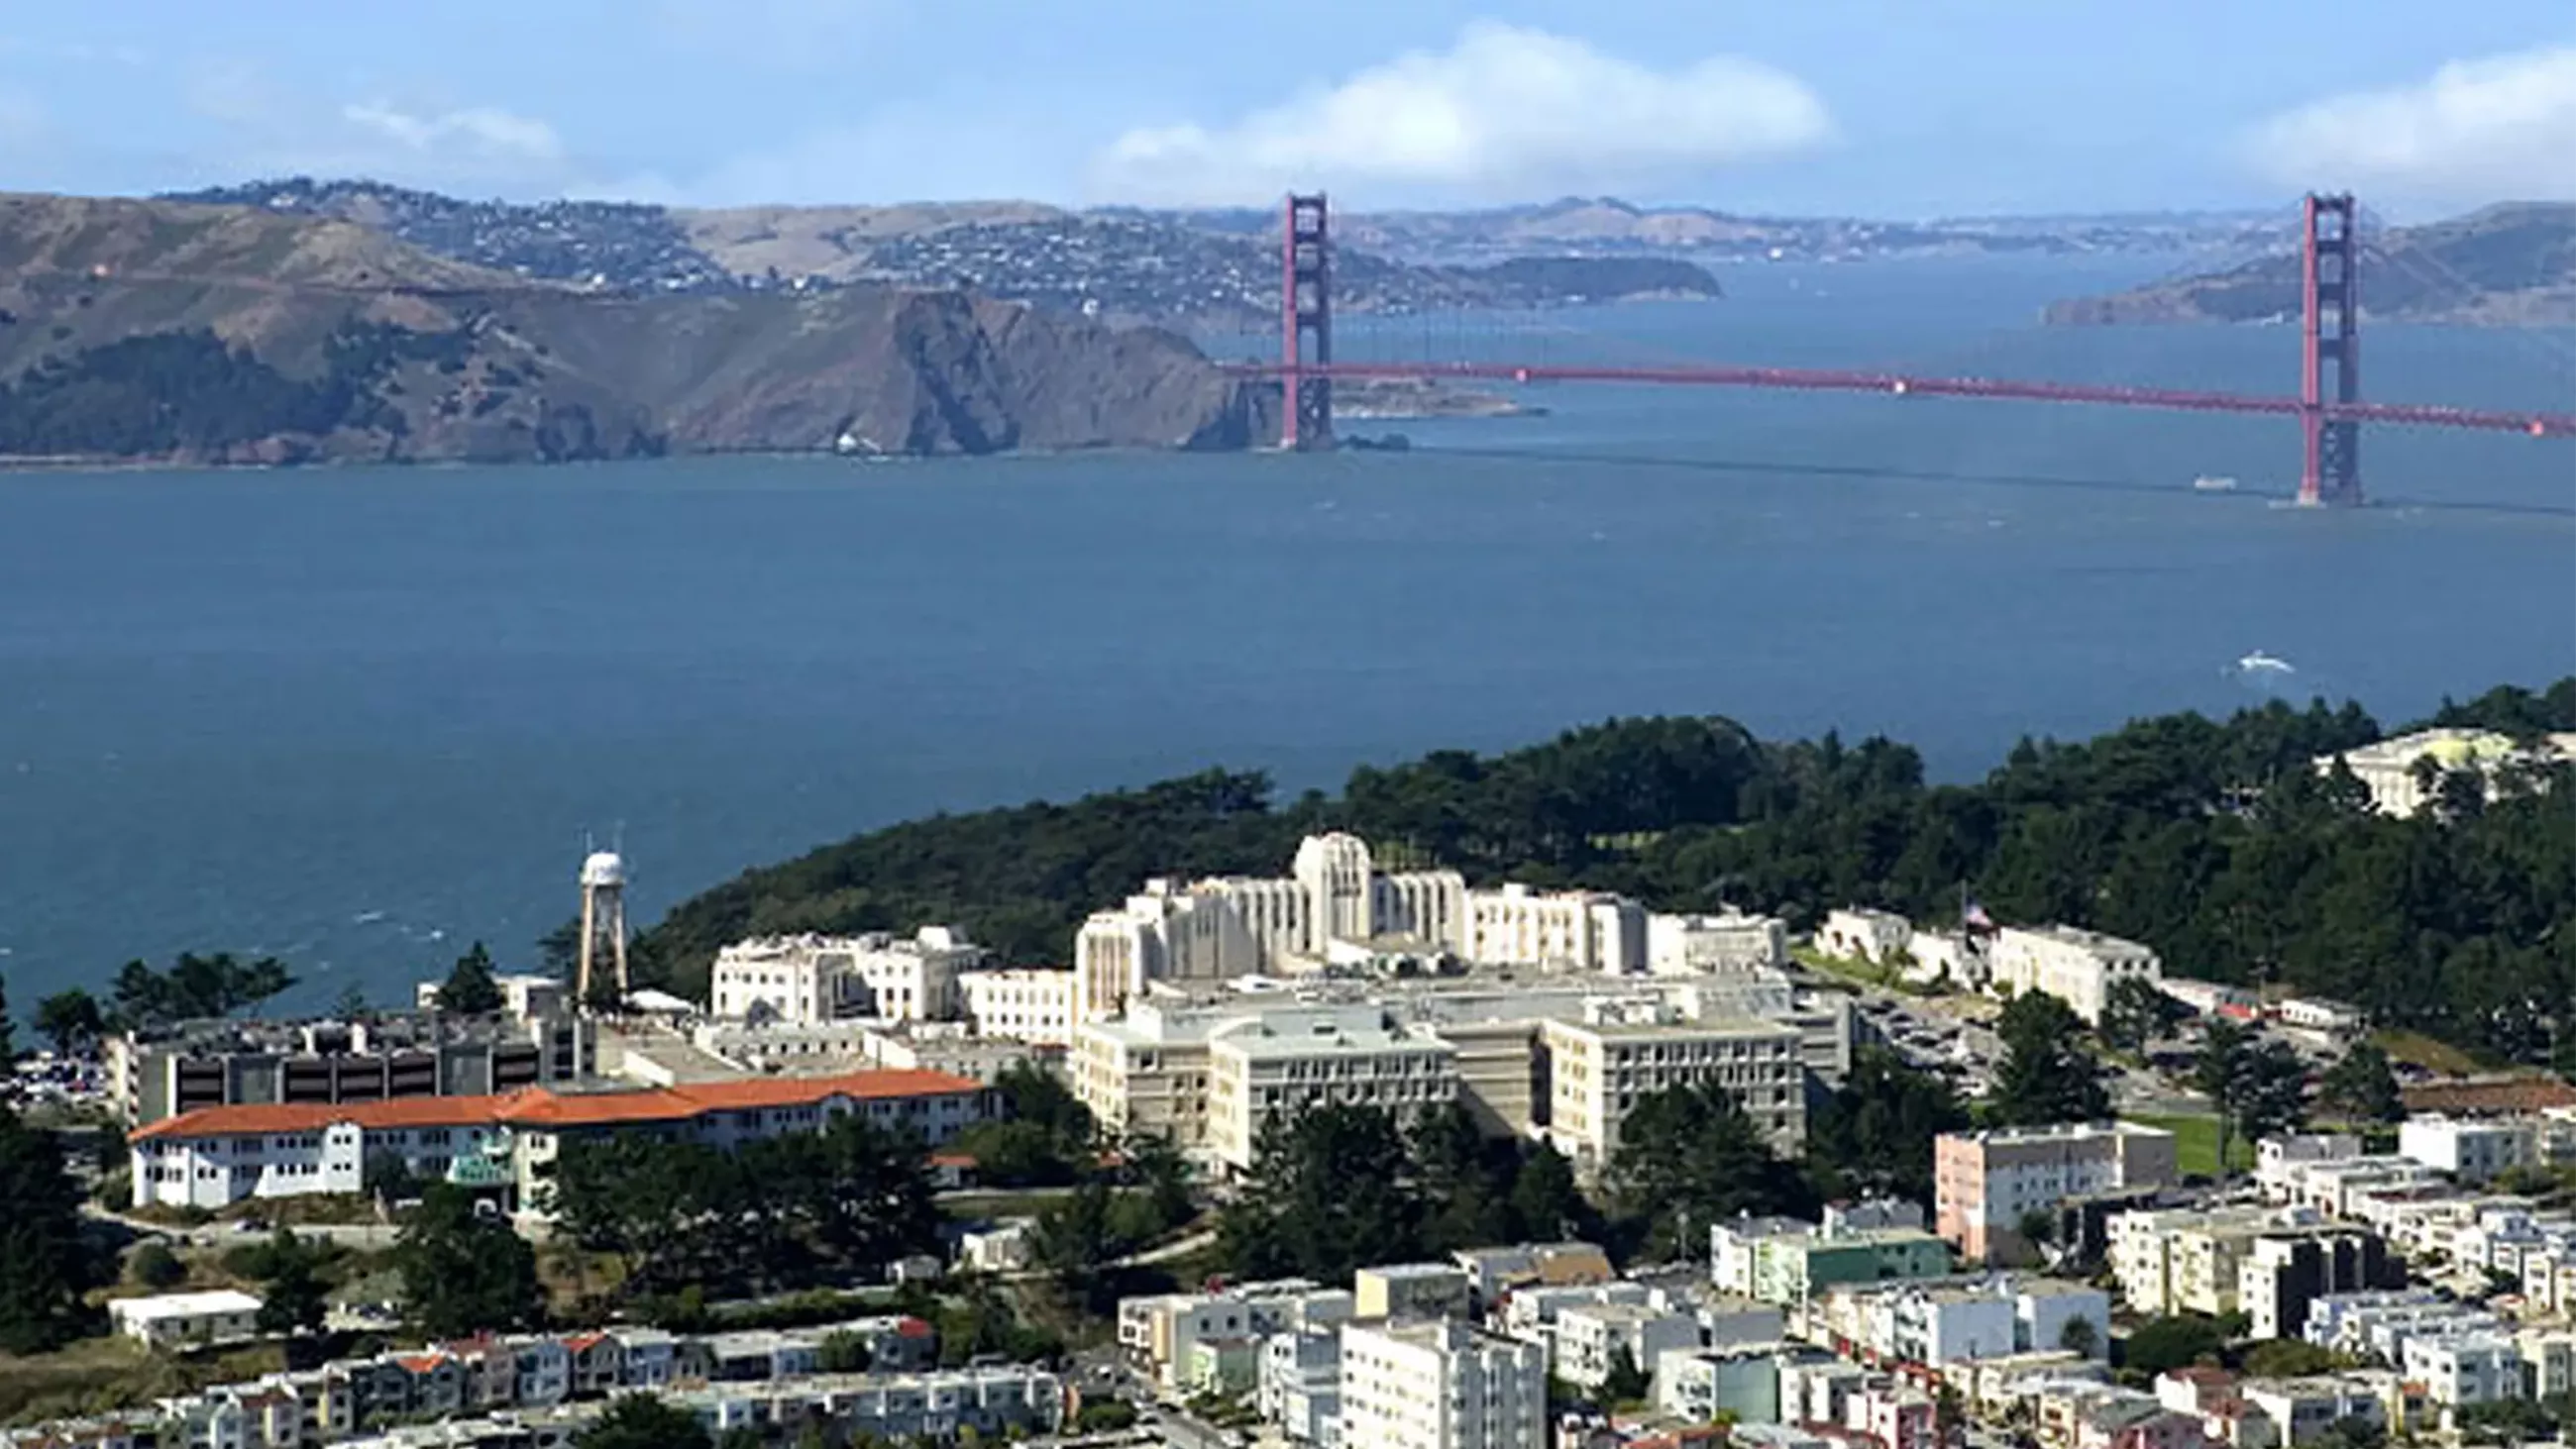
[129,1068,984,1142]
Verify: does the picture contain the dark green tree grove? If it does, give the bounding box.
[397,1185,544,1338]
[1988,994,2113,1126]
[0,1102,92,1352]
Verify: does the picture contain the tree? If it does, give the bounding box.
[2057,1314,2100,1359]
[0,1103,92,1352]
[397,1185,543,1338]
[1808,1047,1970,1205]
[2097,977,2181,1055]
[1217,1104,1423,1283]
[818,1329,872,1374]
[2318,1042,2403,1125]
[2196,1021,2308,1172]
[1507,1140,1594,1244]
[2241,1339,2344,1378]
[2121,1314,2226,1377]
[365,1151,424,1202]
[1987,993,2112,1126]
[332,983,371,1019]
[575,1395,713,1449]
[436,943,506,1015]
[107,953,296,1029]
[33,988,104,1057]
[1604,1083,1816,1262]
[253,1229,329,1338]
[1031,1180,1133,1312]
[1600,1342,1652,1405]
[128,1240,186,1290]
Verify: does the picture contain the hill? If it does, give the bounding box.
[627,681,2576,1074]
[0,193,1272,466]
[163,179,1728,326]
[2045,202,2576,326]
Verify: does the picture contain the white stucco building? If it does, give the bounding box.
[962,969,1079,1047]
[2316,728,2576,819]
[1985,925,2161,1025]
[1340,1319,1546,1449]
[707,928,984,1023]
[1537,1012,1807,1169]
[110,1291,266,1350]
[1206,1005,1460,1170]
[1648,911,1789,976]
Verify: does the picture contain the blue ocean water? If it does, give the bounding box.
[0,256,2570,1006]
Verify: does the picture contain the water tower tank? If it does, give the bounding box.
[581,851,626,888]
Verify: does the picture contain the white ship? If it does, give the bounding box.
[2192,474,2238,492]
[2237,650,2293,674]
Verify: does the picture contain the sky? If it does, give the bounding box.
[0,0,2570,219]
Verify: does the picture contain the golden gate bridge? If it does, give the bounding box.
[1228,193,2576,508]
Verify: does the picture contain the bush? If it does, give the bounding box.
[129,1241,186,1289]
[1075,1401,1138,1433]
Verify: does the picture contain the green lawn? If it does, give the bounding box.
[2373,1029,2492,1077]
[2124,1112,2253,1177]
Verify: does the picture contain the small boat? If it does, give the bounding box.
[2237,650,2293,673]
[2193,474,2238,492]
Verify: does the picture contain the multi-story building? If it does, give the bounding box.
[1208,1006,1461,1171]
[107,1013,594,1126]
[2314,728,2576,820]
[1118,1282,1354,1390]
[2398,1112,2576,1184]
[2109,1206,2326,1318]
[1261,1328,1344,1444]
[1552,1301,1700,1390]
[1340,1319,1547,1449]
[2237,1231,2404,1342]
[707,928,983,1024]
[1658,1343,1816,1425]
[1449,1242,1615,1305]
[1073,834,1472,1020]
[1813,909,1915,965]
[1810,1277,2109,1367]
[1536,1013,1806,1170]
[2233,1374,2392,1447]
[128,1067,987,1214]
[960,969,1078,1046]
[1984,926,2161,1025]
[1647,911,1788,976]
[1355,1264,1474,1322]
[1709,1201,1954,1307]
[1467,885,1645,974]
[1936,1122,2179,1265]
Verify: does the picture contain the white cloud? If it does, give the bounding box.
[1089,21,1832,206]
[342,103,565,164]
[2245,45,2576,202]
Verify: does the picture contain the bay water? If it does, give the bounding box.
[1,255,2569,1005]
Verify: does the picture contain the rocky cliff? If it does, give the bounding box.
[0,193,1273,466]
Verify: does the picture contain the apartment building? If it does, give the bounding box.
[1537,1013,1806,1170]
[128,1067,986,1214]
[1935,1122,2179,1265]
[1811,1276,2109,1367]
[707,928,984,1024]
[107,1013,594,1126]
[1356,1264,1474,1321]
[2398,1112,2576,1184]
[1553,1301,1702,1390]
[960,969,1078,1046]
[1340,1319,1547,1449]
[1118,1282,1354,1390]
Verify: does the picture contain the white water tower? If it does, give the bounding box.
[577,848,629,1009]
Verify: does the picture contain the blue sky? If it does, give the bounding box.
[0,0,2569,217]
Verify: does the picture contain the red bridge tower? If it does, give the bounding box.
[1280,192,1333,451]
[2300,192,2361,506]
